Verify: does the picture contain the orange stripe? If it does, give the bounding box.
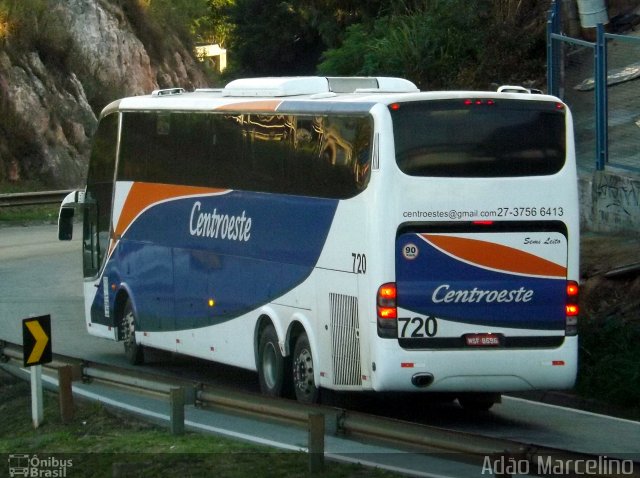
[115,183,225,238]
[422,234,566,278]
[215,100,282,112]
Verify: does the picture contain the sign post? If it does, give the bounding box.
[22,315,52,428]
[30,364,43,428]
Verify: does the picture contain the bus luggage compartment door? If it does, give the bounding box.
[395,225,568,350]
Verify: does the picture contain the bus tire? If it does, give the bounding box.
[258,324,291,397]
[457,393,500,412]
[292,332,319,403]
[122,299,144,365]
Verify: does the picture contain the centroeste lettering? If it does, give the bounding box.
[189,201,252,242]
[432,284,534,304]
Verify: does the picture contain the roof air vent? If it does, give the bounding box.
[151,88,186,96]
[222,77,329,97]
[497,85,532,94]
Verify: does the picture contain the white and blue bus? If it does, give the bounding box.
[59,77,579,409]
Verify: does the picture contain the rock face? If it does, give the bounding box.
[0,0,208,188]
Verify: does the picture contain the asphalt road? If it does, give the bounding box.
[1,223,638,462]
[0,223,125,364]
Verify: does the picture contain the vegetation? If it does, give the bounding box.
[578,315,640,412]
[0,204,58,224]
[0,373,397,477]
[217,0,549,89]
[317,1,482,89]
[577,248,640,414]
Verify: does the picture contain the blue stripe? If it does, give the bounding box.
[93,191,338,331]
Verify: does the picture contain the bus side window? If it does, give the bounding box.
[292,117,321,196]
[83,113,118,278]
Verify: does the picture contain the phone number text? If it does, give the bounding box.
[403,207,564,220]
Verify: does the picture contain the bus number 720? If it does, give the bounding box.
[398,316,438,338]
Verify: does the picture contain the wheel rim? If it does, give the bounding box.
[294,347,314,397]
[262,342,278,390]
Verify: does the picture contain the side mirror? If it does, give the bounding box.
[57,190,84,241]
[58,207,75,240]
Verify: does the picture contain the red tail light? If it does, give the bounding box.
[565,280,579,336]
[377,283,398,338]
[566,281,579,298]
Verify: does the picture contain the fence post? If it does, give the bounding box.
[308,413,325,473]
[58,365,74,423]
[170,387,185,435]
[547,0,561,97]
[594,22,608,170]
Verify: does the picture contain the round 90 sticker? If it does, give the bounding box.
[402,243,419,260]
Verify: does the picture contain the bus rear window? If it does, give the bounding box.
[391,99,566,177]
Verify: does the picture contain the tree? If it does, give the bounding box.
[318,0,482,90]
[226,0,324,76]
[206,0,235,46]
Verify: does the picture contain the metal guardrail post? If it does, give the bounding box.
[170,387,185,436]
[308,413,325,473]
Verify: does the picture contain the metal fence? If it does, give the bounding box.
[548,1,640,173]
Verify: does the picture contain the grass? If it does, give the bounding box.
[0,372,398,477]
[0,205,58,225]
[0,182,60,225]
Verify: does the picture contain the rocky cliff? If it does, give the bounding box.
[0,0,208,188]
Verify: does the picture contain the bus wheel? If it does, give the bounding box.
[258,324,290,397]
[122,299,144,365]
[293,332,319,403]
[457,393,500,412]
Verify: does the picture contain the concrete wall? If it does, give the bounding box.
[579,170,640,232]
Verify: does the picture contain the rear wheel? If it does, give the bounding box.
[292,332,319,403]
[258,324,291,397]
[122,299,144,365]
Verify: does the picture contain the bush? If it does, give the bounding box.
[577,315,640,409]
[577,274,640,410]
[317,0,548,90]
[318,0,481,89]
[119,0,210,62]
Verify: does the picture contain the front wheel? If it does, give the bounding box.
[292,332,319,403]
[122,299,144,365]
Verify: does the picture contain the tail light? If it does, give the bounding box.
[565,280,579,336]
[377,283,397,338]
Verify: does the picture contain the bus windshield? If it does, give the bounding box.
[391,99,566,177]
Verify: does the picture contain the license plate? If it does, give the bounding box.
[464,333,502,347]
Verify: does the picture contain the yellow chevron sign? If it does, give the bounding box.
[22,315,52,366]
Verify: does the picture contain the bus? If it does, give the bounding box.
[59,77,579,410]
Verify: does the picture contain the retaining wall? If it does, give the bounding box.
[579,169,640,233]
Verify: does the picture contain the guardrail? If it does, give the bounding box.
[0,190,73,208]
[2,340,632,476]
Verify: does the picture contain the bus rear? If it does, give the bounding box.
[373,92,579,406]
